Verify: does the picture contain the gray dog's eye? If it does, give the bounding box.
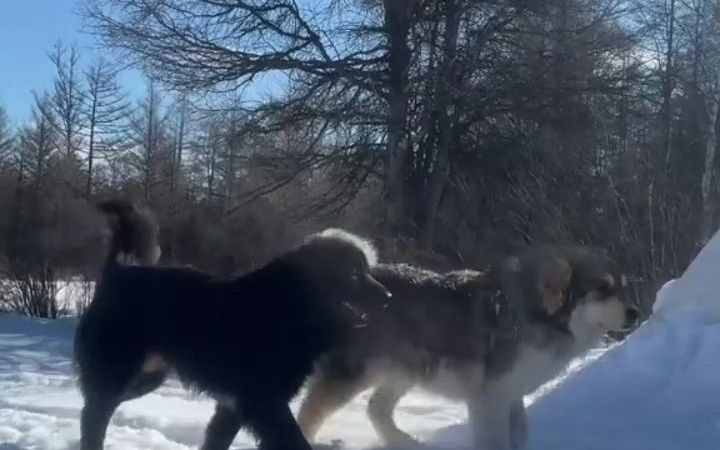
[597,282,613,297]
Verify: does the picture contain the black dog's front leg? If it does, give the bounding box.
[247,401,313,450]
[201,403,244,450]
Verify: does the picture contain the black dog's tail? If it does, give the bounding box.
[98,199,161,272]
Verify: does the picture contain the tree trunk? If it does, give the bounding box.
[662,0,676,168]
[208,139,217,199]
[144,82,156,201]
[7,145,26,261]
[700,97,719,242]
[225,118,238,212]
[172,98,186,195]
[384,0,417,235]
[420,0,462,247]
[86,96,98,196]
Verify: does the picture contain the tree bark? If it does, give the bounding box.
[662,0,676,168]
[420,0,462,247]
[700,97,719,242]
[171,96,187,196]
[384,0,417,235]
[86,93,98,196]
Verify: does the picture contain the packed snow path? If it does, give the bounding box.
[0,315,467,450]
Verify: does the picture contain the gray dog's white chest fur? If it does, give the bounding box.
[422,360,482,399]
[501,345,569,394]
[420,345,568,399]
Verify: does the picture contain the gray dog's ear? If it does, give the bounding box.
[445,269,494,292]
[537,258,572,314]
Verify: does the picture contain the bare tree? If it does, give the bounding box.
[168,93,192,196]
[4,94,58,268]
[383,0,421,233]
[221,107,243,208]
[692,0,720,242]
[47,41,85,162]
[0,104,13,166]
[662,0,677,168]
[81,0,425,233]
[83,57,131,195]
[127,79,171,200]
[418,0,462,246]
[23,94,59,186]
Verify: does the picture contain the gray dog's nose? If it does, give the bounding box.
[624,306,640,328]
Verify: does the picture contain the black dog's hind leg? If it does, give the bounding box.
[247,401,313,450]
[79,371,167,450]
[122,370,168,401]
[201,403,245,450]
[80,373,167,450]
[78,351,166,450]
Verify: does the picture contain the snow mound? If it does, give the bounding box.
[653,231,720,318]
[518,309,720,450]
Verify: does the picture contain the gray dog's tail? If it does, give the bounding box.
[98,199,161,272]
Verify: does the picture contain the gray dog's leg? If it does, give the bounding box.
[298,371,370,441]
[367,380,415,446]
[509,399,528,449]
[468,385,513,450]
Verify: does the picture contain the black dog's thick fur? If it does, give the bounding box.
[74,200,390,450]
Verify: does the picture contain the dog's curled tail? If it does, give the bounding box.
[98,199,161,271]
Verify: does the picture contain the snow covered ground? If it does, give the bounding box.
[0,314,471,450]
[3,232,720,449]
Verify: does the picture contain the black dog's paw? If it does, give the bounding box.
[313,440,345,450]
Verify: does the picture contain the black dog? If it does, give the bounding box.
[74,199,391,450]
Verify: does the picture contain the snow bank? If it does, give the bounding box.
[653,231,720,318]
[520,309,720,450]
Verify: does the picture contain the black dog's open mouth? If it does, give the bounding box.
[342,301,370,328]
[342,300,391,328]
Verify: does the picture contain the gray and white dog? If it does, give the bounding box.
[298,245,639,450]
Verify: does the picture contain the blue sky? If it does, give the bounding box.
[0,0,144,124]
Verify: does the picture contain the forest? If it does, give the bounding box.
[1,0,717,316]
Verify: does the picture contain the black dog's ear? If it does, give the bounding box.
[361,271,392,300]
[537,258,572,314]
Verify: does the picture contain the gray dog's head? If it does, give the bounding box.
[503,245,640,337]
